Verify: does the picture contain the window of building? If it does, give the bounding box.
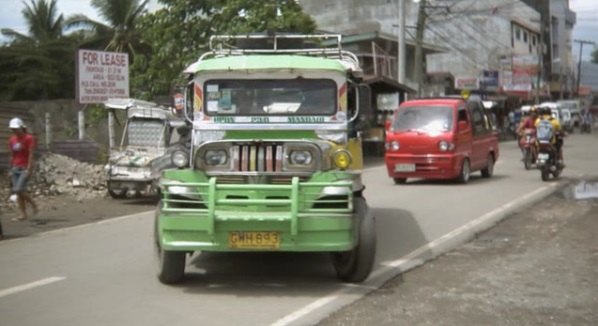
[515,27,521,41]
[523,31,528,43]
[532,35,537,46]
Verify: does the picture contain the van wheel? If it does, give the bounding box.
[457,158,470,184]
[393,178,407,184]
[481,154,494,178]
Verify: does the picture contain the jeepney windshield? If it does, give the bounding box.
[203,79,336,116]
[125,118,167,147]
[393,106,454,132]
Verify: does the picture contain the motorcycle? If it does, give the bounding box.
[536,141,563,181]
[519,128,537,170]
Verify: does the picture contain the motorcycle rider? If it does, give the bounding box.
[535,106,564,167]
[517,106,538,161]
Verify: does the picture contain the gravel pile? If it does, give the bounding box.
[1,153,107,212]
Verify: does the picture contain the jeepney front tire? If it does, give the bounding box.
[331,197,376,283]
[155,200,186,284]
[157,249,186,284]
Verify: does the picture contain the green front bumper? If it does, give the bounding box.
[157,170,356,252]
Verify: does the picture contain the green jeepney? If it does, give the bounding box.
[155,34,376,284]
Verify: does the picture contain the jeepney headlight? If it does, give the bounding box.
[283,143,320,171]
[289,150,313,165]
[333,150,352,170]
[205,149,228,166]
[171,150,189,168]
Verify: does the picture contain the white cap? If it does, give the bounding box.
[9,117,24,129]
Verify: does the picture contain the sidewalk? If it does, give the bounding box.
[319,180,598,325]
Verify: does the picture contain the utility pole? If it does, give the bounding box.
[574,39,595,97]
[397,0,406,85]
[534,14,544,105]
[414,0,426,97]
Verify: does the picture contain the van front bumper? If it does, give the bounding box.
[384,153,462,180]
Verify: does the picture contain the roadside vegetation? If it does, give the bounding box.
[0,0,316,102]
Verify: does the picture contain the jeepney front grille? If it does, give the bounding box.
[233,144,283,172]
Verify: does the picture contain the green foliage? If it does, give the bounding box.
[131,0,317,98]
[592,49,598,64]
[0,0,79,101]
[64,0,151,60]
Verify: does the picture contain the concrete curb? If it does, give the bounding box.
[279,181,562,326]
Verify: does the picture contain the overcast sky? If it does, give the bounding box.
[0,0,596,61]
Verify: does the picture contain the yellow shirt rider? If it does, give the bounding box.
[535,108,561,144]
[535,106,564,164]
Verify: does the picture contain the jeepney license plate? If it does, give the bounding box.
[229,231,280,249]
[395,163,416,172]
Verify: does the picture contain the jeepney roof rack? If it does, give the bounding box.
[195,33,361,73]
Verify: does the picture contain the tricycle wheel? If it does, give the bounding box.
[331,197,376,283]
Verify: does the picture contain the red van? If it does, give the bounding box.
[384,97,499,184]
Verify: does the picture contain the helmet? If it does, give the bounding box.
[8,117,24,129]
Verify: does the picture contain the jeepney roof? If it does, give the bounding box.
[184,55,347,74]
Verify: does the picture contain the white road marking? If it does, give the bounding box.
[0,211,152,244]
[0,277,66,299]
[270,295,338,326]
[270,182,559,326]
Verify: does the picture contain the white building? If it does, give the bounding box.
[425,0,541,97]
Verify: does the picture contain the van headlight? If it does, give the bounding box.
[333,150,352,170]
[289,150,313,165]
[386,140,400,151]
[171,150,189,168]
[205,149,228,166]
[438,140,454,152]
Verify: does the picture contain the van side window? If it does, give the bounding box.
[457,107,468,122]
[468,102,489,136]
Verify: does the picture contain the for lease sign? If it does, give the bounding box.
[77,49,129,104]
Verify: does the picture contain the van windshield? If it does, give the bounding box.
[393,106,453,132]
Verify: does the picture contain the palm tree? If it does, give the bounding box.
[65,0,150,58]
[0,0,78,100]
[1,0,64,44]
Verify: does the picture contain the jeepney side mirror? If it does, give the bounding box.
[349,83,372,125]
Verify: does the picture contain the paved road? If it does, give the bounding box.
[0,134,595,326]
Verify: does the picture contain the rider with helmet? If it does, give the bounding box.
[517,106,539,161]
[535,106,564,166]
